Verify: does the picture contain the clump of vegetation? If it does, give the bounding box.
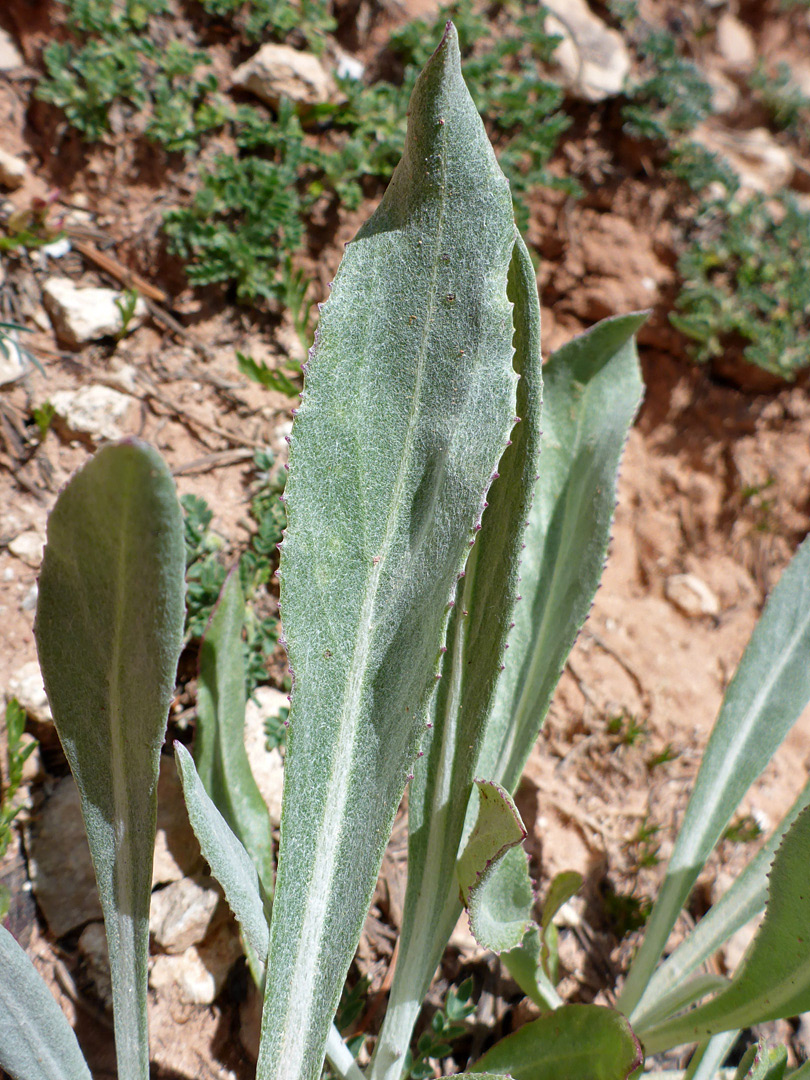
[0,700,37,919]
[749,60,810,140]
[197,0,335,49]
[670,191,810,379]
[182,449,286,696]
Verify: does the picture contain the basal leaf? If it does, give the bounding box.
[35,440,185,1080]
[195,569,274,902]
[369,223,541,1080]
[0,925,92,1080]
[478,313,646,792]
[620,534,810,1018]
[633,776,810,1031]
[466,841,535,954]
[174,741,269,967]
[457,781,528,910]
[258,23,518,1080]
[641,806,810,1054]
[473,1004,643,1080]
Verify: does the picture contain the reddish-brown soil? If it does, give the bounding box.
[2,1,810,1076]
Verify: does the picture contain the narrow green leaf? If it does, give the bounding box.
[732,1042,787,1080]
[633,776,810,1031]
[174,741,360,1080]
[0,924,92,1080]
[473,1004,643,1080]
[196,569,274,901]
[620,535,810,1018]
[501,928,563,1011]
[259,22,518,1080]
[35,440,185,1080]
[685,1032,741,1080]
[369,226,542,1080]
[478,313,646,792]
[642,806,810,1054]
[633,973,730,1034]
[174,741,269,965]
[541,871,583,934]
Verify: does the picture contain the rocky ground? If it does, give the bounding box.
[1,0,810,1076]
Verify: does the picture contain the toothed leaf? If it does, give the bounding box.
[371,231,543,1080]
[479,314,646,791]
[259,23,518,1080]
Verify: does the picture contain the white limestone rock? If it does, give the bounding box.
[150,876,221,953]
[27,776,103,936]
[7,659,51,723]
[665,573,720,618]
[231,43,335,107]
[0,148,27,190]
[544,0,631,102]
[50,384,133,442]
[42,277,146,348]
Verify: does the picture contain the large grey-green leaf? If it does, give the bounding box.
[619,534,810,1018]
[174,743,365,1080]
[35,440,185,1080]
[478,313,646,792]
[0,924,92,1080]
[258,23,518,1080]
[473,1004,643,1080]
[641,806,810,1054]
[195,569,274,902]
[369,230,542,1080]
[633,776,810,1031]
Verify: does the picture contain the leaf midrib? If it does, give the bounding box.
[277,121,452,1077]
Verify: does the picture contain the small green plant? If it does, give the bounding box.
[671,191,810,378]
[607,711,647,746]
[31,401,56,441]
[647,742,677,770]
[402,980,476,1080]
[237,352,300,397]
[182,449,285,695]
[196,0,335,51]
[723,814,764,845]
[629,820,661,869]
[0,700,36,920]
[114,288,140,340]
[620,23,714,142]
[749,60,810,138]
[7,26,810,1080]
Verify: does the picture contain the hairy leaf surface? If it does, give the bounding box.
[258,23,518,1080]
[620,534,810,1017]
[642,807,810,1054]
[633,776,810,1031]
[370,231,542,1080]
[35,441,185,1080]
[0,925,92,1080]
[479,313,646,791]
[195,569,274,902]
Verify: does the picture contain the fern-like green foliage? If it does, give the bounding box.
[671,191,810,378]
